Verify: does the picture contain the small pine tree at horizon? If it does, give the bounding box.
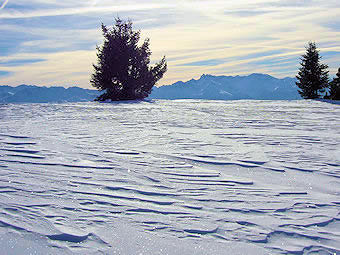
[329,68,340,100]
[296,42,329,99]
[90,18,167,101]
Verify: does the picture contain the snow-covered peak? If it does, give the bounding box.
[150,73,300,100]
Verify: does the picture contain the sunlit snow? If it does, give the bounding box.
[0,100,339,254]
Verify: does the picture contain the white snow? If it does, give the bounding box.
[0,100,339,254]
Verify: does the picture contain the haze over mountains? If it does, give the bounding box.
[0,73,301,103]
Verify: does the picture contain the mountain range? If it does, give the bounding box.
[149,73,300,100]
[0,85,101,103]
[0,73,301,103]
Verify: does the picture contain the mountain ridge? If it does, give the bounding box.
[150,73,300,100]
[0,85,101,103]
[0,73,301,103]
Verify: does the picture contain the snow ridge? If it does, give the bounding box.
[0,100,339,254]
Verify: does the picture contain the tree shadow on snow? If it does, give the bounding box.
[314,99,340,105]
[97,98,156,105]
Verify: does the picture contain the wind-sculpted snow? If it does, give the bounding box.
[0,100,339,254]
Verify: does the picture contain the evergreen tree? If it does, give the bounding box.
[296,42,329,99]
[91,18,167,101]
[329,68,340,100]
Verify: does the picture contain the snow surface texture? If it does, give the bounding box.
[0,100,339,254]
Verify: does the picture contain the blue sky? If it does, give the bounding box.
[0,0,340,88]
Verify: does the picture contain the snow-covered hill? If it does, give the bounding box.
[150,73,301,100]
[0,100,339,254]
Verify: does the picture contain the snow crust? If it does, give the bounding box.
[0,100,339,254]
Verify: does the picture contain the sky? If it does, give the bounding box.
[0,0,340,89]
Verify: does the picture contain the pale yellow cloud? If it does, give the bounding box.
[0,51,96,87]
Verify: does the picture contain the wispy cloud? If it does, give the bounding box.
[0,0,340,87]
[0,58,45,67]
[0,0,9,10]
[0,70,11,77]
[0,2,173,18]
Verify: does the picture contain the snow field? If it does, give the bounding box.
[0,100,339,254]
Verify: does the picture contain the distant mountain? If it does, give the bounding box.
[0,73,301,103]
[0,85,101,103]
[150,73,301,100]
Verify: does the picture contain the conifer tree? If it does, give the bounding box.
[296,42,329,99]
[91,18,167,101]
[329,68,340,100]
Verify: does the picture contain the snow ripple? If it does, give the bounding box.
[0,100,339,254]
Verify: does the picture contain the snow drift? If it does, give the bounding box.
[0,100,339,254]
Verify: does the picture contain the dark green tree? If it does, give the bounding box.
[91,18,167,101]
[296,42,329,99]
[329,68,340,100]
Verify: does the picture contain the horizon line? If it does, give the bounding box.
[0,72,296,88]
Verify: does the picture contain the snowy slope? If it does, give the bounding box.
[150,73,301,100]
[0,100,339,254]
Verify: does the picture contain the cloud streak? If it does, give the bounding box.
[0,2,173,18]
[0,0,339,88]
[0,0,9,10]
